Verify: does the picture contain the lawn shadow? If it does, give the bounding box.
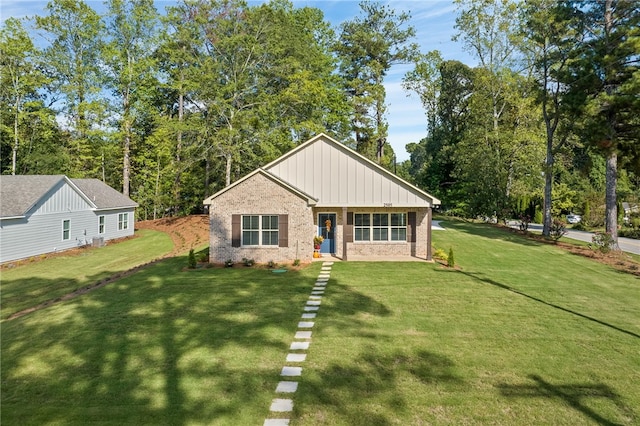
[497,374,636,426]
[298,347,463,425]
[0,257,318,425]
[459,270,640,340]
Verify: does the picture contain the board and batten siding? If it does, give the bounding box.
[0,178,135,263]
[266,137,430,207]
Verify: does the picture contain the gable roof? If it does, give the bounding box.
[0,175,137,218]
[203,168,318,206]
[263,133,441,207]
[203,133,440,207]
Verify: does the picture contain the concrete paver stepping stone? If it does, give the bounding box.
[301,313,316,319]
[303,306,319,311]
[309,295,322,300]
[276,381,299,393]
[281,366,302,376]
[311,292,324,296]
[323,261,334,265]
[286,353,307,362]
[264,419,290,426]
[294,331,312,339]
[290,341,310,350]
[298,321,314,328]
[313,284,326,288]
[306,300,321,306]
[270,398,293,412]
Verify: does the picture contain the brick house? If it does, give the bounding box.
[203,134,440,264]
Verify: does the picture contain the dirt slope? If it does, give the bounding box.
[136,214,209,256]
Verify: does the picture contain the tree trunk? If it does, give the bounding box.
[605,150,618,244]
[12,98,20,175]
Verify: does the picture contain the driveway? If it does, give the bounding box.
[510,222,640,255]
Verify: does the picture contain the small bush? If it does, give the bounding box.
[267,260,276,268]
[187,249,197,269]
[293,259,301,267]
[549,219,567,241]
[197,247,209,263]
[590,232,615,254]
[242,257,255,267]
[619,228,640,239]
[447,247,455,268]
[433,248,447,260]
[519,214,531,231]
[224,259,234,267]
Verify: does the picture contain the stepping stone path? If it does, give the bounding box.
[264,261,333,425]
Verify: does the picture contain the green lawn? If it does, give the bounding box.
[0,229,173,320]
[2,220,638,425]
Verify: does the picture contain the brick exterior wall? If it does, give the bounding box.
[208,174,432,263]
[208,173,315,264]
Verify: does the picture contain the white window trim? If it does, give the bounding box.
[241,214,279,247]
[99,215,105,234]
[62,219,70,241]
[118,213,129,231]
[354,213,407,243]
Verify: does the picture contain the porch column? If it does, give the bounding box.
[426,207,433,261]
[342,206,348,261]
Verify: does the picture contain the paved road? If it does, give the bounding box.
[511,223,640,255]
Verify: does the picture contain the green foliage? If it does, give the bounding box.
[447,247,455,268]
[187,248,197,269]
[590,232,615,254]
[293,259,301,267]
[267,260,276,269]
[433,248,448,260]
[225,259,234,267]
[242,257,255,267]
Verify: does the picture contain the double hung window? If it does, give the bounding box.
[62,220,70,240]
[118,213,129,230]
[354,213,407,242]
[242,215,278,246]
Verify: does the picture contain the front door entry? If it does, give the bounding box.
[318,213,336,254]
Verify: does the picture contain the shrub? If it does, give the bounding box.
[225,259,234,267]
[197,247,209,263]
[619,229,640,239]
[447,247,455,268]
[267,260,276,268]
[242,257,255,267]
[549,219,567,241]
[519,214,531,232]
[433,248,447,260]
[187,249,197,269]
[293,259,301,266]
[590,232,615,254]
[534,210,543,224]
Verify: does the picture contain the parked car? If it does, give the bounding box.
[566,214,581,224]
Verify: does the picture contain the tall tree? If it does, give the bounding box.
[36,0,105,177]
[0,18,48,175]
[103,0,160,196]
[575,0,640,245]
[520,0,584,236]
[335,1,418,164]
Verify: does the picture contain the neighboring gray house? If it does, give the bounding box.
[203,133,441,264]
[0,175,138,263]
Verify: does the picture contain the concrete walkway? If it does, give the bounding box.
[263,261,334,425]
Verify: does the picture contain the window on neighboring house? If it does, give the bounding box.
[354,213,407,242]
[62,220,70,240]
[242,215,278,246]
[99,216,105,234]
[118,213,129,230]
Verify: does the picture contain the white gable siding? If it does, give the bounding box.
[32,180,93,215]
[266,138,431,207]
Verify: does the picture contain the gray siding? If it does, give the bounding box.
[0,178,135,263]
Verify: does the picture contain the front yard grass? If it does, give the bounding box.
[2,220,638,425]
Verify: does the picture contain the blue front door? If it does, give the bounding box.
[318,213,336,254]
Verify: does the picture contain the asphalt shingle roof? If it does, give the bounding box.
[0,175,137,218]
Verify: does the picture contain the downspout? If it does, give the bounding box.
[342,206,348,261]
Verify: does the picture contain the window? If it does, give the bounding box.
[62,220,70,240]
[99,216,105,234]
[118,213,129,230]
[354,213,407,242]
[242,215,278,246]
[354,213,370,241]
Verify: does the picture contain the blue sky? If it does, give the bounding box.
[1,0,475,161]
